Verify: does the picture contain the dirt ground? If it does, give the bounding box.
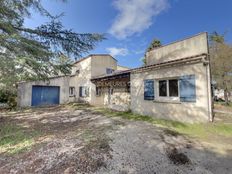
[0,105,232,174]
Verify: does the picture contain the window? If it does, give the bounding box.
[159,80,167,96]
[96,87,101,96]
[79,86,89,97]
[126,84,130,93]
[108,87,113,95]
[76,69,80,75]
[106,68,114,74]
[169,79,178,97]
[69,87,75,97]
[158,79,179,98]
[144,80,154,100]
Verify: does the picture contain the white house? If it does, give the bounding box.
[18,32,213,123]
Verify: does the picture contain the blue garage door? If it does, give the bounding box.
[32,86,60,106]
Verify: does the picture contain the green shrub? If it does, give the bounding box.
[0,89,17,108]
[0,90,9,103]
[7,96,17,108]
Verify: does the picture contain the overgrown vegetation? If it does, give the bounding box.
[209,32,232,105]
[0,120,40,154]
[0,88,17,108]
[141,38,162,65]
[94,108,232,139]
[215,101,232,107]
[0,0,104,105]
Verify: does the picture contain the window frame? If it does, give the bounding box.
[69,87,75,97]
[79,86,89,98]
[96,86,101,96]
[157,78,180,101]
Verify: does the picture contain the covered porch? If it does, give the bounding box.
[91,71,131,111]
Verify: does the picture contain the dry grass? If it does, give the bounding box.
[93,107,232,139]
[0,120,40,154]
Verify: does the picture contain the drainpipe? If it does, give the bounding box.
[206,33,214,122]
[205,57,213,122]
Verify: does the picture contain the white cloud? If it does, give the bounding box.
[134,49,145,54]
[109,0,169,39]
[106,47,129,57]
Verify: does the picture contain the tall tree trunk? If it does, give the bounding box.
[224,88,229,105]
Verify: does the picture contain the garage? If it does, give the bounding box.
[31,86,60,106]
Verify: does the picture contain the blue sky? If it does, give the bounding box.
[24,0,232,68]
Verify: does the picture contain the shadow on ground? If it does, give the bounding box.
[0,104,231,174]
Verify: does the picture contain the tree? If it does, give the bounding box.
[209,32,232,104]
[142,38,162,65]
[209,31,225,44]
[146,39,162,52]
[0,0,104,90]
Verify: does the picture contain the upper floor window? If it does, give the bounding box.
[76,69,80,75]
[106,68,114,74]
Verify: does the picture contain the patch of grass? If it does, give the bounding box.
[214,101,232,107]
[214,102,232,112]
[0,123,40,155]
[94,108,232,139]
[209,123,232,136]
[67,103,92,110]
[81,129,96,143]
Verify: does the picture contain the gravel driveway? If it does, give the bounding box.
[0,105,231,174]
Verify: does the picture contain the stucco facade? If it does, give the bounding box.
[146,33,208,65]
[128,32,212,122]
[117,65,130,71]
[18,54,119,107]
[130,61,212,123]
[90,67,131,111]
[17,32,213,123]
[17,76,70,107]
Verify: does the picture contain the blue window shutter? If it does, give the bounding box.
[180,75,196,102]
[144,80,155,100]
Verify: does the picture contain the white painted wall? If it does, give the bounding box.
[130,62,212,123]
[17,55,118,107]
[146,33,208,65]
[117,65,130,71]
[69,57,92,103]
[90,55,117,105]
[17,76,70,107]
